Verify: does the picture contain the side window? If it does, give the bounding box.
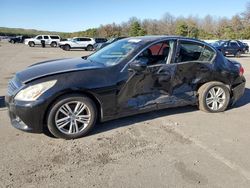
[136,41,174,65]
[37,36,42,40]
[50,36,59,39]
[176,41,215,63]
[230,42,239,47]
[83,38,91,41]
[44,36,49,39]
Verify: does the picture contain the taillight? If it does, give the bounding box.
[239,66,244,76]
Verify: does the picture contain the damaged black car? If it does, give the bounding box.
[5,36,246,139]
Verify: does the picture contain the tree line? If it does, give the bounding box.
[67,2,250,39]
[1,2,250,40]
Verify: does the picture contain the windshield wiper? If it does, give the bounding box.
[81,56,88,60]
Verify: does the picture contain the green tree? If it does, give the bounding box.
[129,21,145,36]
[175,20,188,36]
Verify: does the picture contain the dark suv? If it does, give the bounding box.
[8,35,30,44]
[211,40,246,57]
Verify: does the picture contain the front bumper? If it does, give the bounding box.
[231,78,246,105]
[5,96,45,133]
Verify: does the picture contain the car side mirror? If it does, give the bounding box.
[129,58,148,72]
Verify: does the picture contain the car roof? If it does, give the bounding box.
[126,35,206,44]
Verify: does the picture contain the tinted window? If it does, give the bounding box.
[79,38,91,41]
[136,41,174,65]
[44,36,49,39]
[230,42,239,47]
[95,38,107,43]
[37,36,42,40]
[50,36,59,39]
[177,41,215,63]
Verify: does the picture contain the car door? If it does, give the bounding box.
[172,40,216,103]
[43,35,50,45]
[35,35,42,45]
[117,40,177,114]
[81,38,91,48]
[228,41,239,55]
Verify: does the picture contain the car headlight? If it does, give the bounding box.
[15,80,57,101]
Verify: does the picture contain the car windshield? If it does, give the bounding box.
[88,39,142,66]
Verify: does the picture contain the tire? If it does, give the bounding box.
[63,44,71,51]
[47,94,97,139]
[86,45,94,51]
[198,82,230,113]
[29,41,35,47]
[10,40,15,44]
[50,42,57,47]
[235,50,241,58]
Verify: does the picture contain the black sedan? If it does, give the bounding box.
[5,36,246,139]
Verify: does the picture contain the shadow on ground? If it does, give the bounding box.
[91,105,197,136]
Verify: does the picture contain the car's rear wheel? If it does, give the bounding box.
[63,44,71,51]
[29,41,35,47]
[86,45,94,51]
[198,82,230,113]
[50,42,57,47]
[47,94,97,139]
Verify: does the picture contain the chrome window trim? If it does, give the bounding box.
[120,38,217,72]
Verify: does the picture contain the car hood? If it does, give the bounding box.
[16,57,105,83]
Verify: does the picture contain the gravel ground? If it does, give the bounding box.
[0,41,250,188]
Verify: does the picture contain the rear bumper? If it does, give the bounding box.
[231,78,246,105]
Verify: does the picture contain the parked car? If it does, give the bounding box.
[58,37,96,51]
[24,35,61,47]
[93,38,107,50]
[211,40,246,57]
[95,37,126,50]
[8,35,31,44]
[5,36,245,139]
[243,42,249,53]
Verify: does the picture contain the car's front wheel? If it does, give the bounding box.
[198,82,230,113]
[47,94,97,139]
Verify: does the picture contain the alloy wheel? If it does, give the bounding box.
[205,86,226,111]
[55,101,91,135]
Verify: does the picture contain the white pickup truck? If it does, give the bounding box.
[24,35,61,47]
[58,37,96,51]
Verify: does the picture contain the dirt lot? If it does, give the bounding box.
[0,41,250,188]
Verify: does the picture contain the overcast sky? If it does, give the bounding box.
[0,0,249,32]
